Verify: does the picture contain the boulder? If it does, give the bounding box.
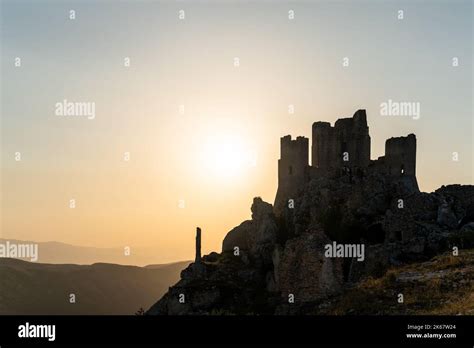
[222,197,278,264]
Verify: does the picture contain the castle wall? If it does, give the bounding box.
[311,122,336,171]
[275,110,417,216]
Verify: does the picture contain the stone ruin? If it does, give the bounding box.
[274,109,417,215]
[147,108,474,315]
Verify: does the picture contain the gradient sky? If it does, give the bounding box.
[1,0,472,263]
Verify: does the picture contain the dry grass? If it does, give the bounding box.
[324,249,474,315]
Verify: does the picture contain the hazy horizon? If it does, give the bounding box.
[1,0,472,264]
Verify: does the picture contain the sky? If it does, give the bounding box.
[1,0,472,263]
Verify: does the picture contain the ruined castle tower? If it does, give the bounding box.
[370,134,417,179]
[312,109,371,173]
[384,134,416,176]
[274,135,309,215]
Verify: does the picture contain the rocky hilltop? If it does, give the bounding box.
[147,110,474,315]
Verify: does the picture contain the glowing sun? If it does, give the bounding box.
[201,134,255,179]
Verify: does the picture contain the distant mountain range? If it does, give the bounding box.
[0,258,190,315]
[0,239,173,266]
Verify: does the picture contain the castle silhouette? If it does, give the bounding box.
[149,108,474,317]
[274,109,417,215]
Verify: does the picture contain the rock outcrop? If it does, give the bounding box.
[147,110,474,315]
[276,230,344,304]
[147,183,473,315]
[222,197,278,265]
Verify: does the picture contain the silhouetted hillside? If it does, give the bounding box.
[148,110,474,315]
[0,258,190,315]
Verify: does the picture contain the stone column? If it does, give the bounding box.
[195,227,201,263]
